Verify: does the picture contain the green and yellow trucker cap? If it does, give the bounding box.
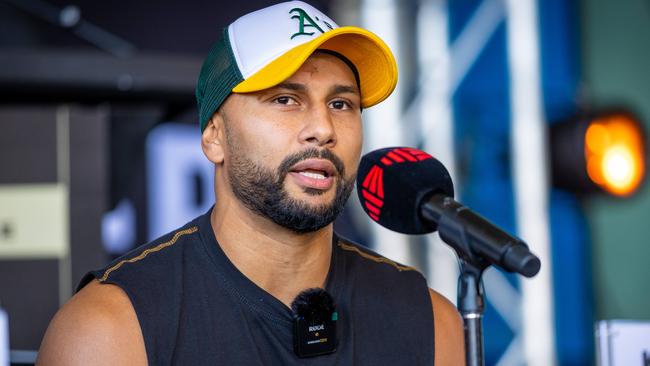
[196,1,398,131]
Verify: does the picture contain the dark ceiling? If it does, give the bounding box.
[0,0,331,56]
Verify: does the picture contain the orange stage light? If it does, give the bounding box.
[551,110,646,197]
[584,114,645,196]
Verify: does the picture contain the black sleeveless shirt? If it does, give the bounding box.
[79,210,435,365]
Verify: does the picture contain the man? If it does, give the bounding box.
[38,2,464,365]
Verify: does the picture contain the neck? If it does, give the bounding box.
[211,195,333,308]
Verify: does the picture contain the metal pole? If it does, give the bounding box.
[457,263,485,366]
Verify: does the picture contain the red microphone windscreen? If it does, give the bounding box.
[356,147,454,234]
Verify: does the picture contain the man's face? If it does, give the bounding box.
[217,52,363,233]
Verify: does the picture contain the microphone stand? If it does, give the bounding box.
[420,194,540,366]
[457,259,487,366]
[420,194,540,365]
[422,196,490,366]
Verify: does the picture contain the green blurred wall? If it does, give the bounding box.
[581,0,650,319]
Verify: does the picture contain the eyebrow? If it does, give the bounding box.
[331,85,359,95]
[274,83,359,95]
[275,82,306,92]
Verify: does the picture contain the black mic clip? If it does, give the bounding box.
[291,288,338,358]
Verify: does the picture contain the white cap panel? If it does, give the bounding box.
[229,1,339,78]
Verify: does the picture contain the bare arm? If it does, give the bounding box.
[430,288,465,366]
[37,280,147,366]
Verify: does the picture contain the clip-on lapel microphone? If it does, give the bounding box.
[291,288,338,358]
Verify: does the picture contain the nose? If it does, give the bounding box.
[298,105,337,147]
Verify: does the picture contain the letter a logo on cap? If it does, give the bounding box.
[289,7,334,39]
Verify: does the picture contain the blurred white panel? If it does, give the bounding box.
[360,0,412,266]
[0,184,68,259]
[146,123,215,240]
[360,0,404,151]
[102,198,136,254]
[505,0,556,364]
[415,0,459,303]
[596,320,650,366]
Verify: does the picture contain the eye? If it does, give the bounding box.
[273,96,298,105]
[329,100,351,110]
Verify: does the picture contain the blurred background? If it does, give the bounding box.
[0,0,648,365]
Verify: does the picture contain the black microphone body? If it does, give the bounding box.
[422,194,540,277]
[356,147,540,278]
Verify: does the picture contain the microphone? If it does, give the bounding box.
[291,288,338,358]
[356,147,540,277]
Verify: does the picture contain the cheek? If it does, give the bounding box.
[233,124,303,178]
[336,122,363,172]
[221,96,297,170]
[258,122,294,145]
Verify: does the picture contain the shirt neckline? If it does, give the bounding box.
[197,208,341,329]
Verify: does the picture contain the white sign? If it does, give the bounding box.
[0,184,69,259]
[596,320,650,366]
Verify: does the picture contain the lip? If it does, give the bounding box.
[288,159,337,190]
[290,159,337,177]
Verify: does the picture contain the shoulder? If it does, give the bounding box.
[37,280,147,366]
[335,235,423,275]
[91,224,201,286]
[335,236,464,363]
[335,236,430,304]
[428,289,465,366]
[38,220,206,365]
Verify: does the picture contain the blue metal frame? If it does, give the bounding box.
[449,0,593,364]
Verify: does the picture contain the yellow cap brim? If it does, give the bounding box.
[231,26,398,108]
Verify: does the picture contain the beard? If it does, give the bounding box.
[227,147,356,234]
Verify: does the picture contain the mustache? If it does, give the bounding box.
[277,148,346,182]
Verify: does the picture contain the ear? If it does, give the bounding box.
[201,114,226,164]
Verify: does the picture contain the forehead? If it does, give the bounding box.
[279,52,359,90]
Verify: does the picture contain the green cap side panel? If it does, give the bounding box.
[196,27,244,131]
